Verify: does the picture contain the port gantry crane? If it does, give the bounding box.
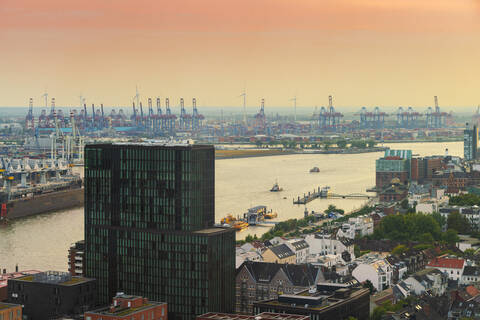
[254,98,266,133]
[165,98,176,134]
[357,106,387,129]
[192,98,204,131]
[316,95,343,132]
[426,96,448,129]
[396,106,422,129]
[179,98,192,131]
[25,98,35,132]
[154,97,163,132]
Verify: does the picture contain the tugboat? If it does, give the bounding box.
[270,181,283,192]
[310,167,320,173]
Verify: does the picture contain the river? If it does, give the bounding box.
[0,141,462,272]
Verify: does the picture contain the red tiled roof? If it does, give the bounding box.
[427,258,464,269]
[466,286,480,298]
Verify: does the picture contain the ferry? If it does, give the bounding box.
[310,167,320,173]
[220,214,237,225]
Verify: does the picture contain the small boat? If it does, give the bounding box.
[220,214,236,225]
[270,181,283,192]
[232,221,249,231]
[310,167,320,173]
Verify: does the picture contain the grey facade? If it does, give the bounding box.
[236,261,321,314]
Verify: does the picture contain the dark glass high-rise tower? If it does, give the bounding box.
[84,143,235,319]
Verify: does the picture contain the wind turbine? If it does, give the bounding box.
[79,94,86,107]
[133,86,140,107]
[41,91,48,108]
[290,96,297,122]
[239,89,247,125]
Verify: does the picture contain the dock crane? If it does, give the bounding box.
[156,97,163,131]
[25,98,34,132]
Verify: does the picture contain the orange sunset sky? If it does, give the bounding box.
[0,0,479,108]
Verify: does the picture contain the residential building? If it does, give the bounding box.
[261,244,295,264]
[401,268,448,297]
[235,261,322,314]
[304,234,355,263]
[267,238,310,264]
[460,266,480,285]
[352,253,393,292]
[85,293,167,320]
[236,247,263,269]
[426,256,465,281]
[286,240,309,264]
[68,240,85,276]
[253,284,370,320]
[7,271,97,320]
[464,123,478,161]
[336,216,374,239]
[197,313,309,320]
[0,270,40,302]
[0,302,22,320]
[84,143,235,319]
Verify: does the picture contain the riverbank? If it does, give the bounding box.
[215,146,387,159]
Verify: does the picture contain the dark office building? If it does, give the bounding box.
[84,143,235,320]
[253,284,370,320]
[464,123,479,161]
[7,271,97,320]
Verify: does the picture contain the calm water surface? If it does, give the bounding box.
[0,141,462,272]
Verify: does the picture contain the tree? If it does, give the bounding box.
[363,280,375,294]
[419,232,434,244]
[392,244,408,256]
[323,140,332,150]
[447,212,471,234]
[443,229,459,244]
[336,139,347,149]
[464,248,477,258]
[432,212,447,230]
[400,199,409,209]
[367,139,377,148]
[255,140,262,148]
[354,245,361,258]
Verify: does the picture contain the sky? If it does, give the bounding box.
[0,0,479,109]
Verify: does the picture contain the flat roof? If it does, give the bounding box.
[198,312,309,320]
[13,271,94,286]
[194,227,232,235]
[86,301,166,317]
[0,302,21,310]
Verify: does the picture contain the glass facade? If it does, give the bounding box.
[84,144,235,320]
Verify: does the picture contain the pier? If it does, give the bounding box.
[293,186,374,204]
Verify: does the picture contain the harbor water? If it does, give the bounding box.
[0,141,462,272]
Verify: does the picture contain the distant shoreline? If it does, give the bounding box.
[215,146,388,160]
